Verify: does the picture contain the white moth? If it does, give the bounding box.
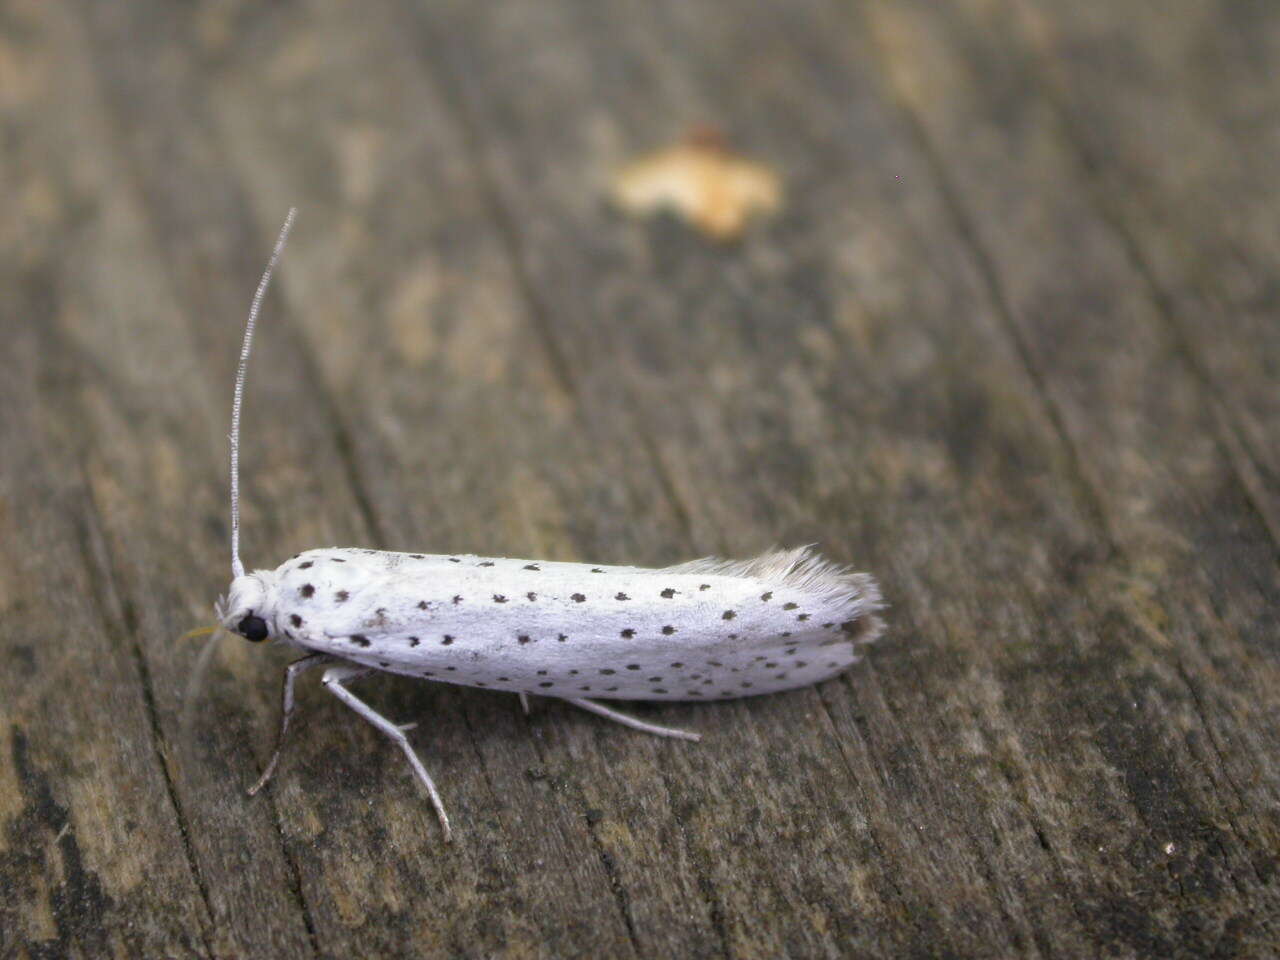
[214,210,885,840]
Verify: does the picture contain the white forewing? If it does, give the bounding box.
[267,546,883,702]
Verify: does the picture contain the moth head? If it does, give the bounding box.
[216,571,280,644]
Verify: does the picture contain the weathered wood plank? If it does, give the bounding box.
[1006,0,1280,543]
[834,0,1280,952]
[202,3,675,955]
[3,0,1277,957]
[402,0,1280,953]
[68,1,647,956]
[394,0,1138,954]
[0,4,296,956]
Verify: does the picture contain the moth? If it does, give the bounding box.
[214,210,884,840]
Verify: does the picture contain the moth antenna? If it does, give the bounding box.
[230,208,297,579]
[180,625,226,739]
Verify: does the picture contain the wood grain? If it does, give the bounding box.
[2,0,1276,956]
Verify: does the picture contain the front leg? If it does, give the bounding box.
[248,653,332,796]
[321,664,452,842]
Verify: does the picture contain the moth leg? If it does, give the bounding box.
[248,653,332,796]
[321,664,452,842]
[565,698,702,742]
[518,692,531,716]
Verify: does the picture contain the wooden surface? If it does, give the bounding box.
[2,0,1277,956]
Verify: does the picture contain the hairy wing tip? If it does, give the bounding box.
[665,544,885,626]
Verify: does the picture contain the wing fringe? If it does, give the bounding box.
[663,545,885,643]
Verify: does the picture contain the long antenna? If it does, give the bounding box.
[230,208,297,579]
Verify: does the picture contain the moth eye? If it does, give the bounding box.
[238,614,269,643]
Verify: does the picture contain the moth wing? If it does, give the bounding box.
[273,549,426,655]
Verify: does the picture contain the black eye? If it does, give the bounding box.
[238,614,269,642]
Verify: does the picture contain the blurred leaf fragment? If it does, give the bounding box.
[610,128,782,241]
